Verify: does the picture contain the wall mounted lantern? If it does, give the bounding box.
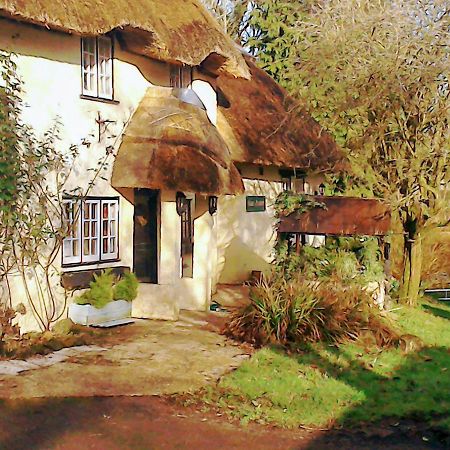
[319,183,326,196]
[208,196,218,215]
[176,191,188,216]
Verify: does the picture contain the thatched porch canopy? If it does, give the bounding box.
[217,57,346,171]
[111,87,244,196]
[278,196,391,236]
[0,0,249,78]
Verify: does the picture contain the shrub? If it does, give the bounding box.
[76,269,115,309]
[0,303,25,356]
[274,236,385,284]
[113,272,139,302]
[224,273,399,348]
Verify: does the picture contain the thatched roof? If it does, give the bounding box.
[111,87,244,195]
[0,0,250,78]
[217,57,346,171]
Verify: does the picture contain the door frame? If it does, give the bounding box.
[133,188,160,284]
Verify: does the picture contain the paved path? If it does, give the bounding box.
[0,311,250,399]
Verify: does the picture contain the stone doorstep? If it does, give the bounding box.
[0,345,107,376]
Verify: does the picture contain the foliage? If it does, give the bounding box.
[272,191,385,283]
[224,273,398,348]
[187,300,450,433]
[0,305,19,354]
[273,191,326,218]
[274,236,385,284]
[76,270,116,309]
[201,0,253,41]
[241,0,450,305]
[77,271,139,308]
[113,272,139,302]
[0,302,26,355]
[421,231,450,288]
[0,52,20,213]
[1,321,97,360]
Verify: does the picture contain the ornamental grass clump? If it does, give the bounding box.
[224,273,399,348]
[113,272,139,302]
[76,270,115,309]
[76,270,139,308]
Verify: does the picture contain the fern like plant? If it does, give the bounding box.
[113,272,139,302]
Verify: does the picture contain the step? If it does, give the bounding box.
[91,318,135,328]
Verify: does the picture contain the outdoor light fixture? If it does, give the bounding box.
[208,196,218,215]
[319,183,326,196]
[176,191,188,216]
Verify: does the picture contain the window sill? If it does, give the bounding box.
[61,258,121,270]
[80,94,120,105]
[61,265,130,290]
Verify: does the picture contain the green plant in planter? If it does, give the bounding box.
[76,269,115,309]
[113,272,139,302]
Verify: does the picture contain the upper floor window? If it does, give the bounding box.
[81,36,113,100]
[170,65,193,89]
[280,169,306,193]
[62,197,119,266]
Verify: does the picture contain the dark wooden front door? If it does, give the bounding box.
[133,189,158,283]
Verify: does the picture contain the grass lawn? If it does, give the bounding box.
[187,299,450,433]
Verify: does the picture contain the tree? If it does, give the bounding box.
[201,0,254,42]
[242,0,449,304]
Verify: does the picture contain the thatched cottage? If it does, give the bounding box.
[0,0,387,332]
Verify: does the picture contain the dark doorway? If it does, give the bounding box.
[133,189,159,283]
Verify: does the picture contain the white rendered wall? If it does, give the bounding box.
[0,19,217,331]
[215,164,326,285]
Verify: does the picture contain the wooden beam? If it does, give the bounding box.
[278,196,390,236]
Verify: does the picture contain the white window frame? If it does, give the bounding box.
[97,36,113,99]
[62,199,82,265]
[100,199,119,261]
[62,198,119,266]
[81,36,113,100]
[82,199,101,264]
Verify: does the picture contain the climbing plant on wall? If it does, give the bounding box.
[0,51,123,330]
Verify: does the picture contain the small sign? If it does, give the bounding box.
[246,196,266,212]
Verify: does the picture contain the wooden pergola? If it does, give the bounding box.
[278,196,391,255]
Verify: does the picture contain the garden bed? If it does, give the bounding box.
[0,321,101,361]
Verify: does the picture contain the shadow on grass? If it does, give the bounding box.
[422,304,450,321]
[300,345,450,449]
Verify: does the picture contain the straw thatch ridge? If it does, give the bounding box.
[111,87,244,195]
[217,57,346,171]
[0,0,250,78]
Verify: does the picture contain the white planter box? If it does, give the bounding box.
[68,300,132,326]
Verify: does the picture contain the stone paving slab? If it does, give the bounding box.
[0,311,251,399]
[0,346,108,376]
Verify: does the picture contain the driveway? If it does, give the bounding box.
[0,396,443,450]
[0,310,251,399]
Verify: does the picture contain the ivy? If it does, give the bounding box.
[273,191,326,218]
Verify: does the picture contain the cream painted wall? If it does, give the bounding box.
[0,18,219,331]
[215,164,326,285]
